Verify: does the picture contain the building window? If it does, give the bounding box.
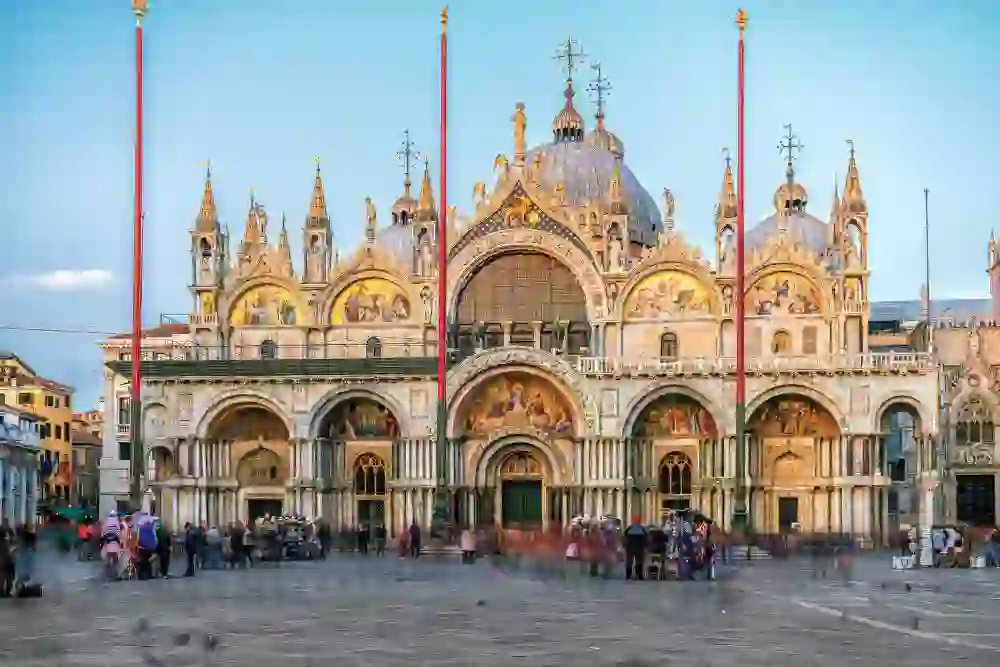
[117,397,131,426]
[660,332,679,361]
[63,422,70,441]
[658,451,693,514]
[260,339,277,360]
[802,326,818,354]
[353,453,387,496]
[771,330,792,355]
[55,425,62,440]
[366,337,382,359]
[956,395,995,445]
[118,441,132,462]
[45,395,54,407]
[17,392,32,406]
[54,397,60,408]
[65,395,70,410]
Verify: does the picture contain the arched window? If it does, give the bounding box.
[658,451,692,512]
[771,330,792,355]
[199,238,212,258]
[366,336,382,359]
[260,339,277,360]
[660,331,679,361]
[956,395,995,446]
[353,454,386,496]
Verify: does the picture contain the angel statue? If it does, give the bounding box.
[662,188,675,220]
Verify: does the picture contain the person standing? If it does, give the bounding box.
[357,524,369,555]
[317,521,330,560]
[153,521,171,578]
[0,525,13,597]
[183,523,198,577]
[229,521,246,568]
[373,523,387,557]
[408,521,421,559]
[623,516,648,581]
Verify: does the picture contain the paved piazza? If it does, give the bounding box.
[2,555,1000,666]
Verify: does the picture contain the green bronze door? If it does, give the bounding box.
[357,499,385,528]
[501,480,543,528]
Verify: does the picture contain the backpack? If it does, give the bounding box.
[138,522,157,551]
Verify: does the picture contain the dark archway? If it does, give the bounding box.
[454,251,589,354]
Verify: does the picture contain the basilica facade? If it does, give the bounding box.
[98,62,938,541]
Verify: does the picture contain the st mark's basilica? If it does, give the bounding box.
[98,49,940,541]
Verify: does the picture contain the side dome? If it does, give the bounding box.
[746,183,829,254]
[525,140,661,244]
[373,222,414,271]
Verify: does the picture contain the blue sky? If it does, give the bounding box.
[1,0,997,408]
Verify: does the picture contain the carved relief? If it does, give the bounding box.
[236,446,284,487]
[750,396,838,437]
[633,394,717,437]
[623,270,714,320]
[331,278,411,324]
[230,284,303,326]
[746,272,822,315]
[323,399,400,439]
[460,372,573,437]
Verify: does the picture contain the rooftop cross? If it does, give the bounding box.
[396,129,421,192]
[846,138,855,160]
[554,38,587,83]
[587,62,612,119]
[721,147,732,170]
[778,124,803,168]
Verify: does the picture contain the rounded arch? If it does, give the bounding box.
[323,269,415,325]
[874,395,927,434]
[621,383,724,439]
[195,390,294,440]
[446,229,605,321]
[225,276,306,328]
[616,262,721,321]
[744,265,828,316]
[448,365,582,440]
[471,433,561,488]
[308,387,408,439]
[235,446,284,487]
[147,444,176,482]
[746,385,843,437]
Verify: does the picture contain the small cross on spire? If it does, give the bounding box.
[846,138,856,160]
[587,62,612,120]
[778,124,803,167]
[721,147,732,170]
[554,38,587,84]
[396,129,421,195]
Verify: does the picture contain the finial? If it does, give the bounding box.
[132,0,148,20]
[553,38,587,86]
[314,156,321,173]
[587,62,611,124]
[441,6,448,30]
[721,147,732,170]
[778,124,803,182]
[512,103,527,163]
[735,8,747,32]
[846,138,855,161]
[396,129,420,196]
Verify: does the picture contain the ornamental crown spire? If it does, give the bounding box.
[195,163,218,232]
[416,158,436,221]
[306,161,328,225]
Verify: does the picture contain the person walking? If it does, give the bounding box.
[357,524,369,555]
[373,523,387,557]
[155,521,171,578]
[0,525,13,598]
[183,523,198,577]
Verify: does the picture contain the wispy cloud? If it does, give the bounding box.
[3,269,114,292]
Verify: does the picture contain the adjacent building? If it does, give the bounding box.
[98,55,938,541]
[0,351,75,505]
[0,403,41,524]
[71,409,103,511]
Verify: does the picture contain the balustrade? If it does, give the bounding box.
[577,351,933,376]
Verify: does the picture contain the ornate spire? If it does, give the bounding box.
[277,213,293,269]
[829,173,841,224]
[242,190,260,247]
[396,129,419,198]
[195,162,217,232]
[587,62,611,131]
[551,38,586,142]
[716,148,738,219]
[842,140,866,213]
[416,158,436,221]
[306,160,328,226]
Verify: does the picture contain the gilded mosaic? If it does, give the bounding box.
[746,272,821,315]
[331,278,411,324]
[624,270,713,320]
[633,394,717,437]
[229,284,302,326]
[749,396,839,438]
[326,399,401,439]
[461,372,574,437]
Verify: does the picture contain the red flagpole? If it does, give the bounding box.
[129,0,147,509]
[733,8,748,530]
[434,7,449,524]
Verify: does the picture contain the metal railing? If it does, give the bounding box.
[576,351,934,376]
[117,338,432,362]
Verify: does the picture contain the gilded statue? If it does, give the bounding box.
[364,197,377,241]
[493,154,509,175]
[512,103,527,161]
[473,182,486,206]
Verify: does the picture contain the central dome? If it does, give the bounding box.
[525,140,661,244]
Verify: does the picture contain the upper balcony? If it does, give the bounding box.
[0,421,40,450]
[576,351,934,377]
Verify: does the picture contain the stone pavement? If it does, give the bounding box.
[1,553,999,666]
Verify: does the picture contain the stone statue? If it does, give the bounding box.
[553,320,569,353]
[512,103,526,161]
[608,236,624,272]
[364,197,377,240]
[418,234,434,276]
[420,286,433,324]
[447,322,460,351]
[471,321,487,350]
[473,182,486,208]
[662,188,675,220]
